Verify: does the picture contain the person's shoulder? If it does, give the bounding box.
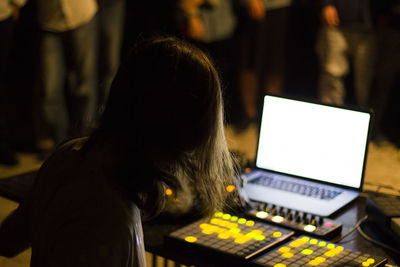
[56,136,89,152]
[39,137,88,168]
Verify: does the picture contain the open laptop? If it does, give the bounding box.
[241,94,372,217]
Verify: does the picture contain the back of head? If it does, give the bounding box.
[93,36,237,218]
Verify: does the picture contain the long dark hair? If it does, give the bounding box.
[86,36,237,218]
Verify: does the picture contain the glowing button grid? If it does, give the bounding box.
[253,236,385,267]
[168,212,294,259]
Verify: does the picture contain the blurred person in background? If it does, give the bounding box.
[176,0,238,122]
[369,0,400,145]
[234,0,291,131]
[316,0,376,107]
[97,0,125,112]
[35,0,98,156]
[0,0,27,165]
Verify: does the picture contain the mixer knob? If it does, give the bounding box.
[310,215,317,226]
[264,204,270,213]
[271,207,277,216]
[279,207,285,217]
[257,203,264,211]
[287,211,293,221]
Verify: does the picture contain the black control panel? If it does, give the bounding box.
[245,201,343,239]
[366,196,400,237]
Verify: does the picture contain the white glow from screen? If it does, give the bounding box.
[256,96,370,189]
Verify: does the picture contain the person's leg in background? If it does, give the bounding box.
[67,17,98,138]
[235,13,264,129]
[0,16,18,165]
[351,30,376,108]
[97,0,125,111]
[316,26,349,105]
[369,28,400,143]
[39,31,68,147]
[261,7,289,96]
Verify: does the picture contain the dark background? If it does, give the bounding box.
[4,0,400,151]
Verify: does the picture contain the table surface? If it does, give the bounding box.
[1,171,399,266]
[143,193,400,266]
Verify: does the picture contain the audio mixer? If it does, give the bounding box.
[245,201,343,239]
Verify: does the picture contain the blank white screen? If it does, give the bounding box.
[256,95,371,189]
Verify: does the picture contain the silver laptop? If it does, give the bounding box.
[242,94,372,217]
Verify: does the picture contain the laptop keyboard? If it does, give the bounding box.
[248,175,342,200]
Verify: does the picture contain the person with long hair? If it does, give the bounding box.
[0,36,237,267]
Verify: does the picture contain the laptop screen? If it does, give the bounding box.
[256,95,371,189]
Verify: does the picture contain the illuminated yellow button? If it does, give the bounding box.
[202,228,215,235]
[184,236,197,243]
[226,185,236,192]
[324,250,336,257]
[230,216,238,221]
[308,260,320,266]
[301,236,310,242]
[214,212,223,217]
[256,211,268,219]
[301,249,314,255]
[231,232,242,238]
[310,239,318,245]
[334,246,344,252]
[246,220,255,226]
[222,213,231,220]
[273,264,286,267]
[228,223,238,229]
[289,240,303,247]
[238,218,247,224]
[210,218,221,225]
[251,229,263,235]
[220,221,230,227]
[314,257,326,263]
[254,235,266,241]
[279,247,291,253]
[318,241,327,247]
[304,225,317,232]
[273,232,282,238]
[326,244,335,249]
[246,232,256,238]
[362,262,370,267]
[367,258,375,264]
[234,238,246,244]
[200,223,210,229]
[282,252,294,258]
[234,236,251,244]
[218,232,231,239]
[165,188,173,196]
[272,216,284,223]
[229,228,241,233]
[216,227,226,234]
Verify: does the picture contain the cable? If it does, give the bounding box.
[332,215,368,243]
[357,222,400,255]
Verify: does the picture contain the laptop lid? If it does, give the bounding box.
[254,94,371,191]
